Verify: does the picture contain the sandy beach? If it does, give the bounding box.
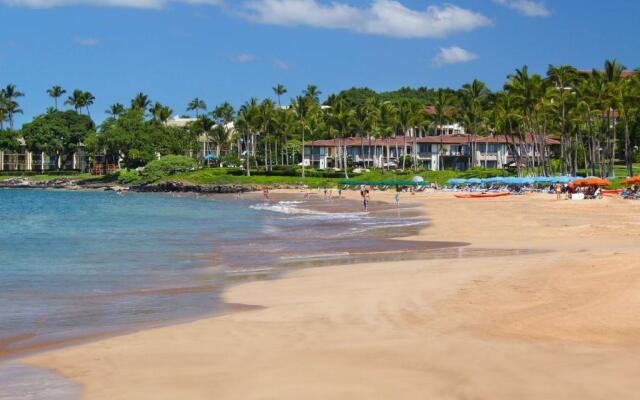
[23,191,640,399]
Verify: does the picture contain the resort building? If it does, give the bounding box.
[304,134,560,171]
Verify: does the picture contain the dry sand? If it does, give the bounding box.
[23,191,640,399]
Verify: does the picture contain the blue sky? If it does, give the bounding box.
[1,0,639,125]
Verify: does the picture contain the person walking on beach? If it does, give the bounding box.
[555,182,563,200]
[395,192,400,207]
[363,189,370,212]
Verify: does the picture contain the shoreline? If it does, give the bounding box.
[0,189,460,362]
[16,190,640,398]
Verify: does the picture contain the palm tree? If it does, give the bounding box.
[258,99,277,170]
[1,84,24,129]
[106,103,125,118]
[273,84,287,107]
[546,65,577,174]
[131,92,151,110]
[303,85,321,103]
[187,98,207,117]
[460,79,490,167]
[65,89,85,113]
[237,98,261,175]
[83,91,95,117]
[433,90,454,170]
[293,96,312,177]
[603,59,627,177]
[150,102,173,123]
[47,86,66,110]
[328,99,355,178]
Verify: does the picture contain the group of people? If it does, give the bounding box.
[554,182,603,200]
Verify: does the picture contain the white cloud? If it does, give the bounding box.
[241,0,492,39]
[2,0,492,39]
[272,59,290,70]
[74,37,100,45]
[432,46,478,66]
[230,53,257,63]
[494,0,550,17]
[1,0,222,8]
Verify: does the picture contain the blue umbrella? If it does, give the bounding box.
[203,153,218,160]
[467,178,482,184]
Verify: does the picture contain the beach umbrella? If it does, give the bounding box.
[411,176,425,183]
[446,178,466,185]
[467,178,482,184]
[622,176,640,185]
[572,177,612,187]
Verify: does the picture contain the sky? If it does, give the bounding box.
[1,0,639,125]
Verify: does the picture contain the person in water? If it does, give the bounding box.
[263,187,270,200]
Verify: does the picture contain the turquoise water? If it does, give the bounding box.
[0,189,432,399]
[0,189,266,351]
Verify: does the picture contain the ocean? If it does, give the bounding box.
[0,188,432,399]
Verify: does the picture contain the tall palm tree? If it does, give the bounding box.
[547,65,577,174]
[259,99,277,170]
[47,85,66,110]
[460,79,490,167]
[1,84,24,129]
[273,84,287,107]
[187,98,207,117]
[150,102,173,123]
[106,103,125,118]
[303,85,321,103]
[131,92,151,110]
[433,90,453,170]
[603,59,627,177]
[293,95,312,177]
[83,91,95,117]
[65,89,86,113]
[238,98,261,175]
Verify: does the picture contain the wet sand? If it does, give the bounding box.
[22,191,640,399]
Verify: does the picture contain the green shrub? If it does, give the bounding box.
[140,155,198,183]
[117,170,141,184]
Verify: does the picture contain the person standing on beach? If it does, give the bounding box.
[395,192,400,207]
[555,182,563,200]
[363,189,370,212]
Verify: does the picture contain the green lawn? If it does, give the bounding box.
[169,169,340,188]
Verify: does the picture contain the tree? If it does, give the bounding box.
[237,98,261,176]
[273,84,287,107]
[293,96,313,177]
[187,98,207,117]
[21,110,95,170]
[0,129,20,152]
[460,79,490,167]
[303,85,322,103]
[65,90,86,113]
[98,108,156,169]
[433,90,453,170]
[106,103,126,118]
[131,92,151,110]
[150,102,173,124]
[546,65,577,174]
[47,86,66,110]
[1,84,24,129]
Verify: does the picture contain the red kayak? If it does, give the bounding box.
[455,192,511,199]
[602,189,623,196]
